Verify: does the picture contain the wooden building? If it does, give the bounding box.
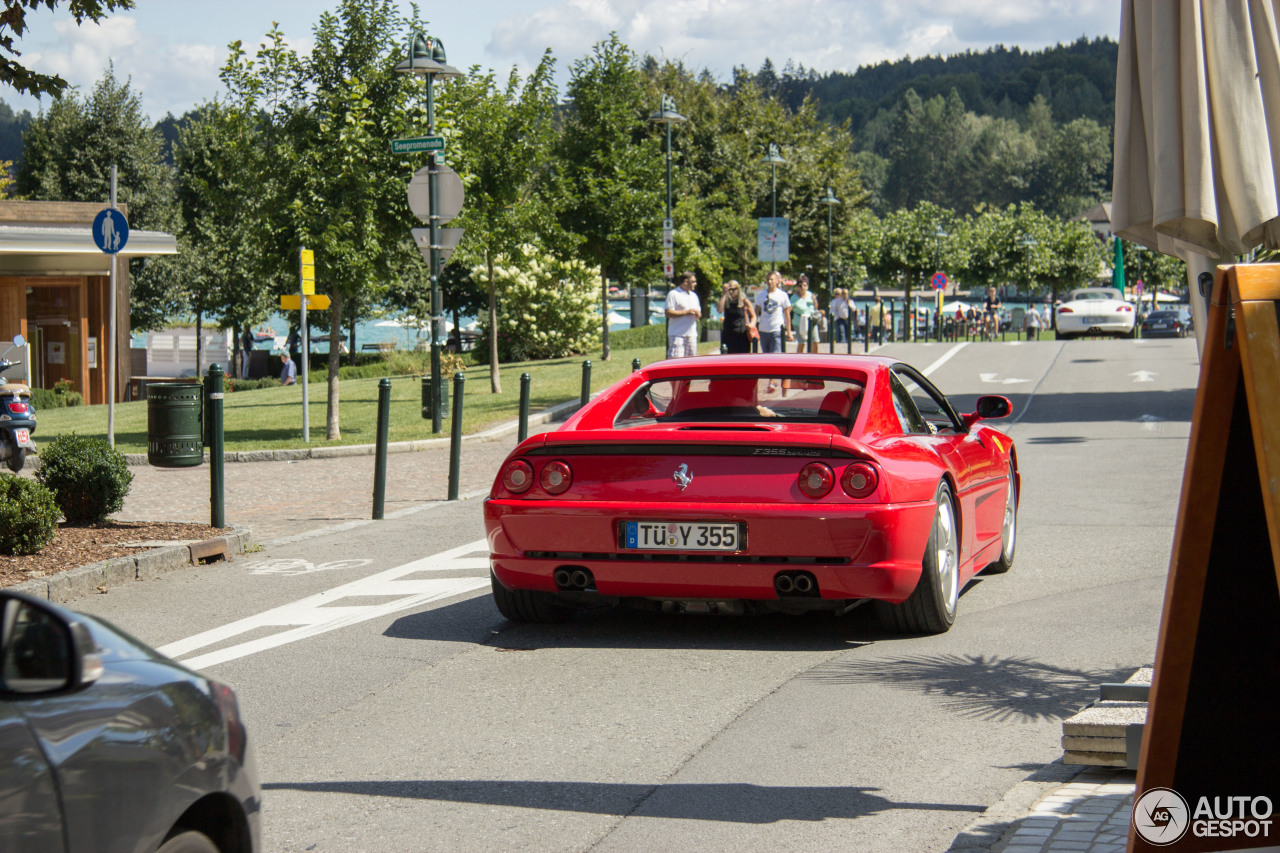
[0,200,177,404]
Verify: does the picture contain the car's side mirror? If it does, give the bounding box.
[961,395,1012,430]
[0,593,102,695]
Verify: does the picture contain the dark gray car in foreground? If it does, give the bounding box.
[0,591,260,853]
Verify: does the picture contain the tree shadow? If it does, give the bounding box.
[800,653,1135,723]
[261,779,985,823]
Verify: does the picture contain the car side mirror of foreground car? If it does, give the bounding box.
[961,395,1012,431]
[0,593,102,695]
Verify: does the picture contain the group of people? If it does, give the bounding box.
[667,270,898,357]
[240,324,301,385]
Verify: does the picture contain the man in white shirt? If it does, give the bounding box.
[665,271,702,358]
[754,271,793,353]
[830,288,850,344]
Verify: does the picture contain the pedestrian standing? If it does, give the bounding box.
[717,280,757,354]
[868,297,884,344]
[1024,304,1042,341]
[664,271,702,358]
[830,288,850,344]
[240,325,254,379]
[754,271,793,354]
[791,275,823,353]
[286,324,301,364]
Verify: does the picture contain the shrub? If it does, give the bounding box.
[473,247,601,363]
[0,475,60,555]
[30,387,84,408]
[35,433,134,523]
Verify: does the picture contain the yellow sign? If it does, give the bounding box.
[300,249,314,265]
[301,264,315,281]
[281,294,330,311]
[302,279,315,295]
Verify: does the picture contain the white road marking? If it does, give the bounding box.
[921,342,968,377]
[979,373,1030,385]
[1130,370,1157,382]
[159,538,491,670]
[246,558,373,576]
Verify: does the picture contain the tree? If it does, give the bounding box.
[0,0,134,97]
[444,51,559,392]
[872,201,962,339]
[16,65,180,329]
[557,33,662,361]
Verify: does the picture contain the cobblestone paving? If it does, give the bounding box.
[117,428,544,543]
[997,768,1134,853]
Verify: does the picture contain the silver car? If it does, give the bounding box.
[0,591,261,853]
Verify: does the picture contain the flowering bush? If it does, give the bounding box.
[474,247,601,363]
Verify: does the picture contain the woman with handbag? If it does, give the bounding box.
[718,280,758,354]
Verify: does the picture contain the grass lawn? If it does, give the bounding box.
[32,343,715,453]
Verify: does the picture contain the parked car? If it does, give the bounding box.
[1140,309,1193,338]
[485,354,1019,634]
[0,591,260,853]
[1055,287,1137,339]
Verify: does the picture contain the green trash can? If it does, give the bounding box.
[421,374,449,420]
[147,382,204,468]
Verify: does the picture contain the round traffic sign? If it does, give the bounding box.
[931,271,948,291]
[93,208,129,254]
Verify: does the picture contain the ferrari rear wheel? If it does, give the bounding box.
[985,462,1017,574]
[490,572,576,623]
[876,481,959,634]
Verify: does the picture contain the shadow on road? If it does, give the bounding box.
[800,653,1134,722]
[261,778,985,822]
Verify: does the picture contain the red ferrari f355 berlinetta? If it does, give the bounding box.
[485,354,1018,633]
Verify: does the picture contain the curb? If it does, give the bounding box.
[7,524,254,604]
[108,396,584,467]
[945,761,1086,852]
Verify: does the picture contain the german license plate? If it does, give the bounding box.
[623,521,742,551]
[1150,323,1167,329]
[14,429,28,443]
[1084,316,1108,324]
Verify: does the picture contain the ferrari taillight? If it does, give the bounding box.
[540,460,572,495]
[841,462,879,499]
[797,462,834,498]
[501,459,535,494]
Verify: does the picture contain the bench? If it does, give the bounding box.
[360,342,396,352]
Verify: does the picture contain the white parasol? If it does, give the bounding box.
[1111,0,1280,352]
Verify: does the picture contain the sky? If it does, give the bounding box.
[2,0,1122,121]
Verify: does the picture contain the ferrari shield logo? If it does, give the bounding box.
[672,464,692,491]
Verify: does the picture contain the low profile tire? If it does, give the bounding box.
[985,462,1018,574]
[4,448,24,473]
[877,481,959,634]
[156,830,219,853]
[490,572,576,623]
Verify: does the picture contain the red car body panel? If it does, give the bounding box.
[484,354,1017,608]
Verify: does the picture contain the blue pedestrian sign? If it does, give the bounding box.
[93,208,129,254]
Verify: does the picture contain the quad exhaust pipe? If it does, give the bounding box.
[554,567,594,591]
[774,571,818,597]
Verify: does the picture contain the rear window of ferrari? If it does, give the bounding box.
[615,376,865,427]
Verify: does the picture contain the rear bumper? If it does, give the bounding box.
[484,498,934,603]
[1058,318,1134,335]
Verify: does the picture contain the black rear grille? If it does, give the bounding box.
[524,551,848,565]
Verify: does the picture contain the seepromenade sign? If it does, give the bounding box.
[392,136,445,154]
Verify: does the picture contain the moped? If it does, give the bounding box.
[0,334,37,473]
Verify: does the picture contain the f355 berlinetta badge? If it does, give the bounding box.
[673,463,692,491]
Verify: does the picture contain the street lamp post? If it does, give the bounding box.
[762,143,786,220]
[648,96,687,329]
[819,187,840,352]
[396,33,462,434]
[933,225,949,342]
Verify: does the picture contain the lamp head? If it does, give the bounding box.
[820,187,840,206]
[648,94,687,125]
[762,143,786,165]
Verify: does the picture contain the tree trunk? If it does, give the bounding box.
[326,293,342,440]
[600,267,611,361]
[487,250,501,394]
[348,319,357,367]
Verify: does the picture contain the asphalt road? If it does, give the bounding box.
[69,336,1201,853]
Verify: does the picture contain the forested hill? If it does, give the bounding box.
[762,36,1118,135]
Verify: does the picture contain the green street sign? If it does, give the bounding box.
[392,136,445,154]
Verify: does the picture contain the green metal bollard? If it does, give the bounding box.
[448,371,465,500]
[205,364,225,529]
[518,372,531,444]
[580,360,592,409]
[632,357,641,373]
[373,377,390,520]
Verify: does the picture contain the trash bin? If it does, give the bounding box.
[146,382,204,468]
[421,374,449,420]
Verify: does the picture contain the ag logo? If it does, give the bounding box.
[1133,787,1190,845]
